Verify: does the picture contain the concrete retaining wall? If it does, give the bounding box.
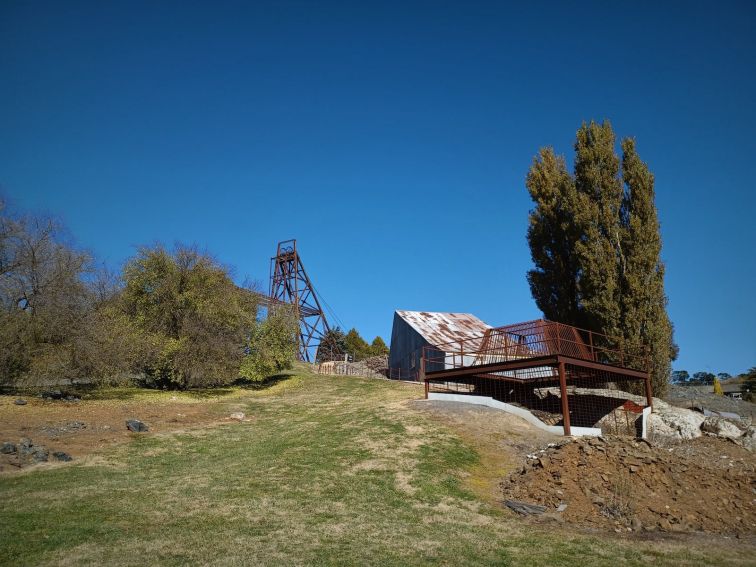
[427,392,602,437]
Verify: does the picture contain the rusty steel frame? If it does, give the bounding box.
[269,239,330,363]
[422,319,652,436]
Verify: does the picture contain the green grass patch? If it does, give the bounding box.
[0,372,748,566]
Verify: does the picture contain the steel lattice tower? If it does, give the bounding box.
[269,240,331,362]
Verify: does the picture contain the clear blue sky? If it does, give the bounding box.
[1,1,754,376]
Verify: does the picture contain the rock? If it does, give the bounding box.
[631,517,643,531]
[18,438,33,455]
[126,419,148,432]
[52,451,73,462]
[648,406,705,440]
[31,446,49,462]
[40,390,64,400]
[504,500,547,515]
[701,417,743,440]
[1,442,16,454]
[738,427,755,451]
[230,412,245,421]
[14,398,27,405]
[556,503,568,512]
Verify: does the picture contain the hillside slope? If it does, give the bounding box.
[0,371,752,566]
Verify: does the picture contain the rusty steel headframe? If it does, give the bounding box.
[269,239,330,362]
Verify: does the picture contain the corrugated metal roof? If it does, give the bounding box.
[395,310,491,347]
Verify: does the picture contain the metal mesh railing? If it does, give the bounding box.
[426,364,649,436]
[423,319,649,374]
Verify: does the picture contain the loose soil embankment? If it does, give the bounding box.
[501,435,755,536]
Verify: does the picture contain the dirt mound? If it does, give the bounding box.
[501,435,756,536]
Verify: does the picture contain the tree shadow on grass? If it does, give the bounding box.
[2,370,303,401]
[81,386,241,401]
[232,371,298,391]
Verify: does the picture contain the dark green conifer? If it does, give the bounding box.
[526,121,676,396]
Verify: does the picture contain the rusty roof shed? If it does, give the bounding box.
[388,310,491,379]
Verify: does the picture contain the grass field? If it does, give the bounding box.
[0,370,751,566]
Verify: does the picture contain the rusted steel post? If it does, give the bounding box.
[558,360,571,436]
[644,374,653,410]
[419,348,426,391]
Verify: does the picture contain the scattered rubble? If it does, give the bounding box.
[126,419,149,432]
[0,437,74,466]
[39,390,64,400]
[41,421,87,437]
[501,435,755,535]
[38,390,81,402]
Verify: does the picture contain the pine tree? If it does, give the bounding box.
[316,328,347,362]
[369,336,389,357]
[526,120,676,397]
[344,328,371,361]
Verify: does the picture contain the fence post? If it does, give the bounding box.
[558,360,571,436]
[420,349,427,399]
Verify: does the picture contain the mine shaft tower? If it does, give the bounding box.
[269,240,330,362]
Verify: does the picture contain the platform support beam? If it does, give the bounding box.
[558,360,571,436]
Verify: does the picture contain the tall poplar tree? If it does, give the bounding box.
[619,138,677,392]
[525,148,582,326]
[526,120,676,396]
[572,122,624,341]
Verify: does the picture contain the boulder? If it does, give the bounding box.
[126,419,148,433]
[14,398,27,405]
[738,427,755,451]
[52,451,73,462]
[1,442,16,454]
[18,438,33,455]
[31,446,49,462]
[230,412,245,421]
[40,390,64,400]
[648,406,705,440]
[701,417,743,440]
[504,500,547,515]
